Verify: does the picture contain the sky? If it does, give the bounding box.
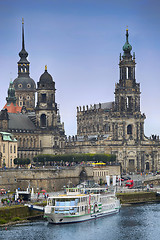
[0,0,160,136]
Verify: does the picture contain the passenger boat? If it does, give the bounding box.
[44,187,121,224]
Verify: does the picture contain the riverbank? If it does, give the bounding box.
[116,191,160,204]
[1,191,160,226]
[0,204,44,227]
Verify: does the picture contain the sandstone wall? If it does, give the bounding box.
[0,166,93,192]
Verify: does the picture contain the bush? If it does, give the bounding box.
[0,218,7,224]
[14,158,30,166]
[11,217,21,222]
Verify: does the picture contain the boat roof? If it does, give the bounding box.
[48,194,88,199]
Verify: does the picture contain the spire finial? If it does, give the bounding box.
[22,18,25,50]
[126,26,129,43]
[45,65,47,71]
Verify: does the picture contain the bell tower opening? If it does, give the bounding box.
[41,94,46,103]
[40,114,47,127]
[120,97,125,111]
[127,124,132,135]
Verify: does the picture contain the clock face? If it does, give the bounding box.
[41,103,46,107]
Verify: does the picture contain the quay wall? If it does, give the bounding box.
[0,205,43,225]
[116,192,160,204]
[0,165,120,192]
[0,166,93,192]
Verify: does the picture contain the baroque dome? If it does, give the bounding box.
[13,77,36,91]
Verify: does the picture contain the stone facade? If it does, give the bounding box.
[0,132,17,168]
[93,165,120,184]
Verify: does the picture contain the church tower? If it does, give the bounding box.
[13,19,36,111]
[114,28,145,142]
[35,65,58,128]
[3,81,22,113]
[35,66,65,154]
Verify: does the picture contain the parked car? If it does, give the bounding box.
[126,180,134,188]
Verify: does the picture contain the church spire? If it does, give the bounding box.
[22,18,25,50]
[18,18,30,77]
[19,18,29,61]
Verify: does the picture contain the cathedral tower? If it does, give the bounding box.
[114,28,145,142]
[13,19,36,111]
[115,28,140,114]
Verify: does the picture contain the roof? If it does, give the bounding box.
[13,77,36,91]
[0,132,17,142]
[8,113,36,130]
[3,102,22,114]
[96,102,113,110]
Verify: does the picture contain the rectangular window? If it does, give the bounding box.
[10,145,12,153]
[3,144,5,153]
[14,145,16,153]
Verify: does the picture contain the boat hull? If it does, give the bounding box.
[45,207,120,224]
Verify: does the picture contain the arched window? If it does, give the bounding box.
[23,138,25,147]
[146,162,149,171]
[31,138,33,148]
[19,138,22,147]
[127,96,132,111]
[34,139,36,148]
[122,67,126,79]
[127,125,132,135]
[79,169,87,183]
[40,114,47,127]
[27,138,29,148]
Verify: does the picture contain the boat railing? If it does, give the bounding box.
[65,187,110,196]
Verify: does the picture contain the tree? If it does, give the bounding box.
[14,158,30,166]
[33,153,116,165]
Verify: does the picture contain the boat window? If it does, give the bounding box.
[48,199,52,205]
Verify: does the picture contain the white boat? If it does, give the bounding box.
[44,187,121,224]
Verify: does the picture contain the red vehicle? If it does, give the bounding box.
[126,180,134,188]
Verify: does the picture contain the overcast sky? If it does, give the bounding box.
[0,0,160,136]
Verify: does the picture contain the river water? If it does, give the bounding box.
[1,203,160,240]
